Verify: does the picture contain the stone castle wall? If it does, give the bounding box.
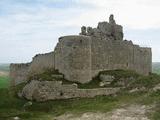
[91,38,152,77]
[10,52,55,86]
[28,52,55,76]
[10,15,152,86]
[54,35,92,83]
[10,63,30,86]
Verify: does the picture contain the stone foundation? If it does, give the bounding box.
[21,80,121,101]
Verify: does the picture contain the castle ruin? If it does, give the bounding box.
[10,15,152,101]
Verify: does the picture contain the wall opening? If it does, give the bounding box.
[60,92,64,96]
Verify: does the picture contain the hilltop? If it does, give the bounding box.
[153,62,160,74]
[0,63,160,119]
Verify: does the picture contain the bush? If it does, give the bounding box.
[28,69,62,81]
[130,73,160,89]
[99,69,140,79]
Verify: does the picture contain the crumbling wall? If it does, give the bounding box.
[21,80,120,101]
[54,35,92,83]
[10,52,55,86]
[28,52,55,76]
[10,63,30,86]
[10,14,152,86]
[83,15,152,77]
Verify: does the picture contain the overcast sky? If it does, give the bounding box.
[0,0,160,63]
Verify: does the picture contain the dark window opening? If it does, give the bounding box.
[127,63,129,67]
[60,92,64,96]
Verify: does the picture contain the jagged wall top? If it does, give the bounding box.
[80,14,123,41]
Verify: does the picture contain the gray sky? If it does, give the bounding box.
[0,0,160,63]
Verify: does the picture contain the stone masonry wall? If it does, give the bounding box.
[10,52,55,86]
[10,63,30,86]
[10,14,152,86]
[22,80,121,101]
[28,52,55,76]
[54,35,92,83]
[91,37,152,77]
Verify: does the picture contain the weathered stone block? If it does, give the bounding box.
[99,74,115,86]
[21,80,121,101]
[100,74,115,82]
[28,52,55,76]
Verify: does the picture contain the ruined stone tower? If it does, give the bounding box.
[10,15,152,85]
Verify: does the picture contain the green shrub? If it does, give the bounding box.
[28,69,62,81]
[130,73,160,89]
[78,70,141,88]
[99,69,140,79]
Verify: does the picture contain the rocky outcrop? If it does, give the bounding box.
[21,80,121,101]
[99,75,114,86]
[153,83,160,92]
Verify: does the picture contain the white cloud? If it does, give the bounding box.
[71,0,160,29]
[0,0,160,62]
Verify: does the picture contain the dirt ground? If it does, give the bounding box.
[0,71,8,76]
[55,104,152,120]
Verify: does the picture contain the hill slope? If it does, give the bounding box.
[0,64,10,88]
[0,63,160,119]
[152,62,160,74]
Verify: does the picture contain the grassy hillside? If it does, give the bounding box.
[152,62,160,74]
[0,64,10,88]
[0,63,160,119]
[0,85,160,119]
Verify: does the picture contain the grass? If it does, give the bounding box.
[129,73,160,89]
[99,69,140,79]
[28,69,141,89]
[29,69,65,81]
[0,87,160,120]
[151,103,160,120]
[0,76,10,88]
[0,87,152,120]
[0,64,10,88]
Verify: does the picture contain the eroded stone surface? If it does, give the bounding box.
[99,75,114,86]
[153,83,160,92]
[21,80,121,101]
